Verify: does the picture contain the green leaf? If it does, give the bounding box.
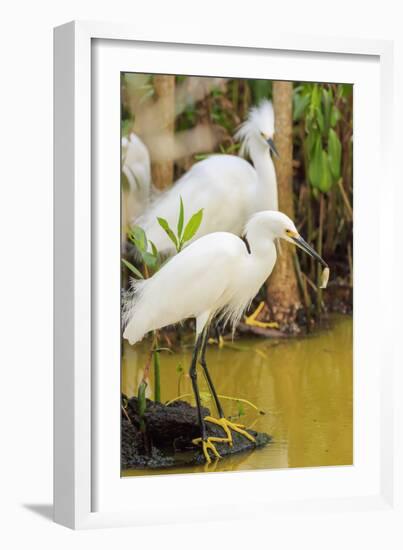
[128,225,147,252]
[308,137,323,189]
[306,129,320,157]
[339,83,352,98]
[293,93,310,121]
[308,138,332,192]
[318,150,332,193]
[135,226,148,249]
[330,106,341,128]
[315,107,324,134]
[157,217,178,249]
[177,196,184,239]
[157,217,170,231]
[193,153,212,161]
[322,88,332,134]
[182,209,204,243]
[141,250,158,269]
[328,128,342,180]
[310,84,321,115]
[149,240,159,258]
[137,381,147,418]
[121,258,144,279]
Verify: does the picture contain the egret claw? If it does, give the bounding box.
[204,416,256,446]
[244,301,279,329]
[192,436,226,463]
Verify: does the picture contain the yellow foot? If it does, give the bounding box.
[192,436,226,464]
[244,301,279,329]
[204,416,256,447]
[207,334,225,348]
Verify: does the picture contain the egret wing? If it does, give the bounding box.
[124,233,244,342]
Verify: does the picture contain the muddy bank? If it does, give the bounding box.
[121,397,271,470]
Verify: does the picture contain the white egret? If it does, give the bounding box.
[133,100,278,329]
[134,100,278,255]
[122,132,152,226]
[123,211,329,463]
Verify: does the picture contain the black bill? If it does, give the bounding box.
[267,138,280,159]
[292,235,328,268]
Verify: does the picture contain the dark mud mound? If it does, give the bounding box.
[121,397,271,470]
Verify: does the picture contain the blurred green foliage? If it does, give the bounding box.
[294,83,351,193]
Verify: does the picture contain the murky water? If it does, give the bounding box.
[122,315,353,476]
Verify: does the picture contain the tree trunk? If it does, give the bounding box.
[266,81,301,332]
[151,75,175,190]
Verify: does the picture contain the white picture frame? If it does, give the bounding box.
[54,20,399,530]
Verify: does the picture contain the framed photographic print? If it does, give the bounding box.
[54,21,398,529]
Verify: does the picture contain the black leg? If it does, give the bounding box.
[190,328,229,462]
[195,327,256,450]
[189,333,207,440]
[199,328,225,419]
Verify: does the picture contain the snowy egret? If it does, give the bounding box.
[123,211,328,463]
[122,133,152,226]
[134,100,278,256]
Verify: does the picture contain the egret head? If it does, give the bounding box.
[235,99,279,158]
[246,211,328,270]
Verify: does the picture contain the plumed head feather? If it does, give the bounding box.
[234,99,275,157]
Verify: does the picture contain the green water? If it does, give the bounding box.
[122,315,353,476]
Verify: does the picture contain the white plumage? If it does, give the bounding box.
[121,132,152,226]
[123,211,302,345]
[133,100,278,255]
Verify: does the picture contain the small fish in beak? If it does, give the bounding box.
[292,235,330,289]
[320,267,330,289]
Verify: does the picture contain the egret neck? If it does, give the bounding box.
[248,135,278,212]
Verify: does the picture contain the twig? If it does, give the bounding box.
[165,393,265,415]
[142,352,153,382]
[121,405,133,425]
[302,271,318,293]
[337,178,353,221]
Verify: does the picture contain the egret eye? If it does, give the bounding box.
[285,228,298,238]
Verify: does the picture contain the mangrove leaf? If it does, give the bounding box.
[318,150,332,193]
[121,258,144,279]
[157,217,178,249]
[177,196,184,239]
[182,208,204,243]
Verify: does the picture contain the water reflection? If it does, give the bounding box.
[122,315,353,476]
